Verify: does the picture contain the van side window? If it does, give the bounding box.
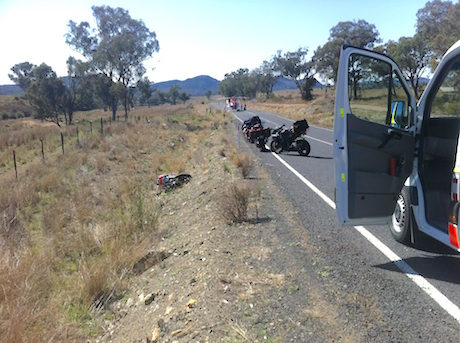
[348,54,411,128]
[431,60,460,118]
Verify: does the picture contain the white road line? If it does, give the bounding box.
[271,152,336,208]
[230,108,460,325]
[354,226,460,324]
[307,135,332,146]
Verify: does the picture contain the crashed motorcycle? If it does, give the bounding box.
[157,173,192,191]
[270,119,311,156]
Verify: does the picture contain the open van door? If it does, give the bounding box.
[333,46,417,226]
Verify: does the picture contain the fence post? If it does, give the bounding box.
[76,127,80,147]
[13,150,17,180]
[100,118,103,135]
[61,132,64,155]
[90,120,93,134]
[40,139,44,161]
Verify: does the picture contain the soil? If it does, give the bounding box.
[91,121,356,343]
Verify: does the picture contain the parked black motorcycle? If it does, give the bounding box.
[270,119,311,156]
[241,116,271,151]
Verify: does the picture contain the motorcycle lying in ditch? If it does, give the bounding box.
[270,119,311,156]
[157,173,192,191]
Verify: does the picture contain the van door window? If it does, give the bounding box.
[421,59,460,230]
[431,60,460,119]
[348,54,411,128]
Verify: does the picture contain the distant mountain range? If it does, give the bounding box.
[153,75,219,96]
[0,75,325,97]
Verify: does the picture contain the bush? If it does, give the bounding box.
[219,182,251,223]
[233,154,253,179]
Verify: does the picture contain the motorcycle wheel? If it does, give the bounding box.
[297,140,311,156]
[270,139,282,154]
[174,173,192,186]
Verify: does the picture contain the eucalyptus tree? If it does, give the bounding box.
[314,20,381,84]
[66,5,160,120]
[385,35,431,99]
[253,60,278,96]
[416,0,460,66]
[62,56,94,124]
[8,62,35,91]
[137,77,153,106]
[274,47,315,100]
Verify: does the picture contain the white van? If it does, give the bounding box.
[333,40,460,252]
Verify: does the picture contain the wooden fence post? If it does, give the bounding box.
[40,139,44,161]
[90,120,93,134]
[76,127,80,147]
[61,132,64,155]
[13,150,17,180]
[100,118,103,135]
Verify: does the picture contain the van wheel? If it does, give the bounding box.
[390,187,411,243]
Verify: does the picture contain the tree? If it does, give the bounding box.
[314,20,381,84]
[274,48,315,100]
[8,62,36,91]
[27,64,65,125]
[416,0,460,64]
[178,92,190,104]
[169,85,181,105]
[137,77,153,106]
[205,90,212,100]
[61,56,94,125]
[385,35,431,99]
[253,60,278,96]
[9,62,66,125]
[66,5,160,120]
[219,68,250,97]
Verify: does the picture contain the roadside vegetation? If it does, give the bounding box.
[0,100,248,341]
[2,1,460,340]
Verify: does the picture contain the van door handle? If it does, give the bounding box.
[378,129,402,149]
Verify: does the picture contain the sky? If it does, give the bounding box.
[0,0,429,86]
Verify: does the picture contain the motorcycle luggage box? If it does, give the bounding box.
[293,119,309,134]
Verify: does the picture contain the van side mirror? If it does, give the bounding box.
[390,101,407,128]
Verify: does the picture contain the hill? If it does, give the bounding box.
[0,75,324,97]
[153,75,219,96]
[273,77,324,91]
[0,84,22,95]
[153,76,324,96]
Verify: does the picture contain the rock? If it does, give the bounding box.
[144,293,155,305]
[171,329,189,338]
[151,326,160,342]
[187,299,197,308]
[126,298,134,308]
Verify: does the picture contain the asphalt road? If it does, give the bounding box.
[219,104,460,341]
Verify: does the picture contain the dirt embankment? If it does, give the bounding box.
[93,118,357,343]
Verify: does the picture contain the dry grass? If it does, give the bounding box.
[251,88,335,129]
[0,101,231,341]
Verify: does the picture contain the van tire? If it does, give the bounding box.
[390,187,411,243]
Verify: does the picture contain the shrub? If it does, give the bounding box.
[219,181,251,223]
[233,154,254,179]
